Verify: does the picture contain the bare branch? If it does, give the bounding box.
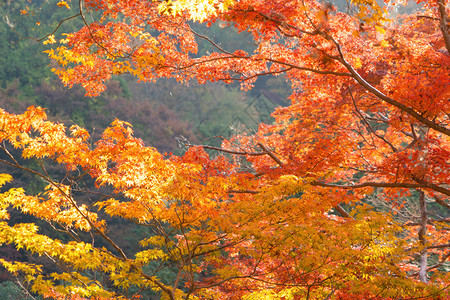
[15,279,37,300]
[350,89,398,152]
[334,204,350,218]
[437,0,450,53]
[310,181,436,190]
[188,24,233,56]
[264,57,352,77]
[36,14,81,42]
[258,143,284,167]
[433,195,450,209]
[428,243,450,249]
[412,176,450,197]
[228,189,259,194]
[418,190,428,283]
[411,252,449,277]
[185,143,266,156]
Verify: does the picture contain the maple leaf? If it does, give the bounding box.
[3,0,450,299]
[43,35,56,45]
[57,1,71,10]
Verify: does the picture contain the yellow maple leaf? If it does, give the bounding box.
[375,25,386,34]
[0,174,12,187]
[43,35,56,45]
[354,57,363,69]
[57,1,71,10]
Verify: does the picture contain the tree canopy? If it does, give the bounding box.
[0,0,449,299]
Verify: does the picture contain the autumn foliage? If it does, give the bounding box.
[0,0,449,299]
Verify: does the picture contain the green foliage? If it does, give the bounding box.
[192,21,256,57]
[0,0,83,91]
[0,281,32,300]
[129,79,267,143]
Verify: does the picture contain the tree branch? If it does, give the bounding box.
[433,195,450,209]
[333,38,450,136]
[350,89,398,152]
[412,176,450,197]
[0,146,129,261]
[185,144,267,156]
[437,0,450,53]
[310,181,437,190]
[334,204,350,218]
[36,13,81,42]
[418,190,428,283]
[257,143,284,167]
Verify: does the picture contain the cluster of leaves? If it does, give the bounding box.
[0,107,441,299]
[0,0,275,153]
[0,1,280,294]
[0,0,449,299]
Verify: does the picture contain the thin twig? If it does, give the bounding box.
[350,89,398,152]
